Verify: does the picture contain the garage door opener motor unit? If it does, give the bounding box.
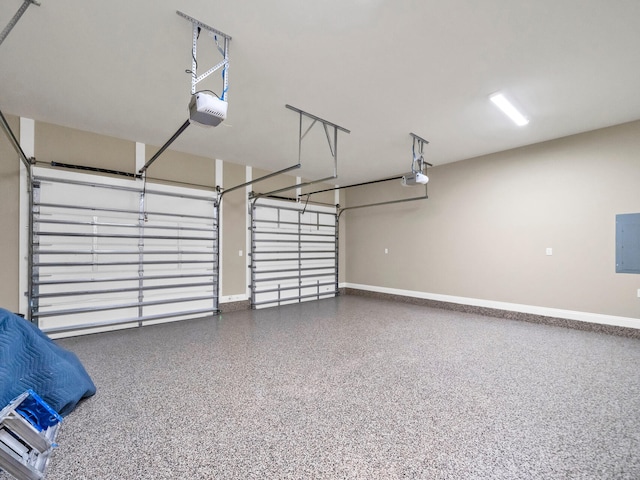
[189,92,227,127]
[402,133,431,186]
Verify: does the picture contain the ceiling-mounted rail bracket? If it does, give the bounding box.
[0,0,40,47]
[177,10,232,99]
[250,105,351,199]
[401,132,432,187]
[288,104,350,170]
[409,132,431,172]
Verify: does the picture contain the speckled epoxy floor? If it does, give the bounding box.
[6,296,640,479]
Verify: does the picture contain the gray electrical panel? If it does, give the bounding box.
[616,213,640,274]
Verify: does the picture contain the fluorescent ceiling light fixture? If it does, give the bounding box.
[489,93,529,126]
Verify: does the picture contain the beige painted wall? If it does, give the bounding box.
[145,146,215,189]
[6,116,637,318]
[36,120,218,188]
[36,121,135,174]
[345,120,640,319]
[221,162,247,296]
[0,114,21,312]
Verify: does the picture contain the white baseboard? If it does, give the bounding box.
[344,283,640,330]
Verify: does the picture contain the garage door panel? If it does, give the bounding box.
[250,199,337,309]
[30,168,219,334]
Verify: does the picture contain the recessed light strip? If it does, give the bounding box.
[490,93,529,126]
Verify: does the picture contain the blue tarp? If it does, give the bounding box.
[0,308,96,416]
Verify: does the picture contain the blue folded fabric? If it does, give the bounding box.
[0,308,96,416]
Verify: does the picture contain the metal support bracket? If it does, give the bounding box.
[0,0,40,47]
[177,10,231,98]
[250,105,350,199]
[410,132,431,174]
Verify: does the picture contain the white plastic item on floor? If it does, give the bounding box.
[0,390,62,480]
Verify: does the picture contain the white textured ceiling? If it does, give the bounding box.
[1,0,640,184]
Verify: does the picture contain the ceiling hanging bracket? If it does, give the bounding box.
[0,0,40,47]
[177,10,231,98]
[323,123,336,159]
[287,104,349,166]
[177,11,231,127]
[402,132,432,186]
[250,105,350,199]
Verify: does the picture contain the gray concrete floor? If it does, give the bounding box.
[9,296,640,479]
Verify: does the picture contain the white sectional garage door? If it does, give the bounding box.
[29,167,218,334]
[250,198,338,309]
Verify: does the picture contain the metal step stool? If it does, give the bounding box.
[0,390,62,480]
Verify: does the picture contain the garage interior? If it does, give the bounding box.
[1,1,639,478]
